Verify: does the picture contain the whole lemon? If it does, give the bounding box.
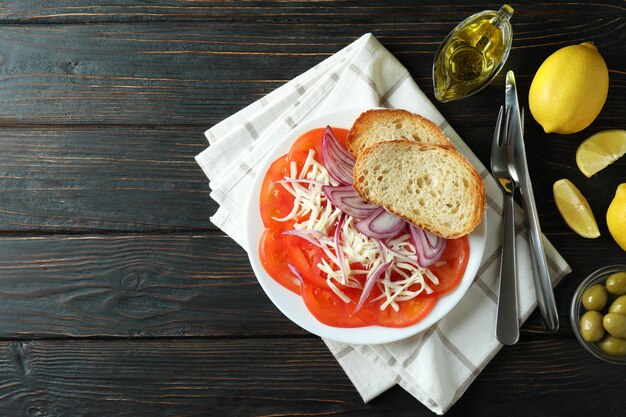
[529,42,608,134]
[607,183,626,252]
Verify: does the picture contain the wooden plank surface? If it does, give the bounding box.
[0,1,623,416]
[0,128,215,232]
[0,8,622,234]
[0,0,624,23]
[1,126,624,233]
[0,233,306,338]
[0,337,622,417]
[0,231,622,339]
[0,8,621,126]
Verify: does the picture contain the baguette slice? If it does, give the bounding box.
[353,141,485,239]
[347,109,451,158]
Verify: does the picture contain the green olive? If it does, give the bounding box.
[598,335,626,356]
[579,310,605,342]
[582,284,608,311]
[602,313,626,339]
[608,295,626,314]
[606,272,626,295]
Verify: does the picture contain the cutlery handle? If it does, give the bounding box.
[522,195,559,332]
[496,192,519,345]
[522,186,560,332]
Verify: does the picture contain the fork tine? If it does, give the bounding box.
[520,106,525,137]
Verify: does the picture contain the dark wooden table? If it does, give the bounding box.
[0,1,624,416]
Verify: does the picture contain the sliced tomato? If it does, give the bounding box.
[427,236,470,296]
[259,126,351,288]
[286,127,349,166]
[287,127,325,164]
[259,155,295,230]
[284,235,328,288]
[259,127,348,230]
[261,126,473,329]
[300,281,368,328]
[259,228,301,295]
[356,292,437,328]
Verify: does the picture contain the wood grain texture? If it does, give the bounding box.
[0,0,623,23]
[1,124,623,233]
[0,231,622,339]
[0,337,622,417]
[0,1,623,416]
[0,5,621,126]
[0,233,307,338]
[0,128,217,232]
[0,3,622,237]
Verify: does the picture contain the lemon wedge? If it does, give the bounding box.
[553,179,600,238]
[576,130,626,178]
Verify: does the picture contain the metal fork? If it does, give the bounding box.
[491,105,519,345]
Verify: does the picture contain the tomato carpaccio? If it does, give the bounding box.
[259,127,470,328]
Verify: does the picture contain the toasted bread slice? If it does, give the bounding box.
[353,141,485,239]
[347,109,451,158]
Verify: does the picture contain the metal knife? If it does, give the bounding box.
[505,70,559,332]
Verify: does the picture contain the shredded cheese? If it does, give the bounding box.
[272,149,442,311]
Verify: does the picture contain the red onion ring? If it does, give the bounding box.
[321,126,355,185]
[352,261,392,315]
[409,225,447,267]
[322,185,378,219]
[286,262,304,285]
[333,214,348,283]
[356,207,406,239]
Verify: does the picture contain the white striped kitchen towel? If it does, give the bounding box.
[195,33,571,415]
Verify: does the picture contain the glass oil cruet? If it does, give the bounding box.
[433,4,514,102]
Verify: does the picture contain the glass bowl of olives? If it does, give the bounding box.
[570,265,626,365]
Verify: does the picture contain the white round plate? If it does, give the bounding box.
[244,107,487,344]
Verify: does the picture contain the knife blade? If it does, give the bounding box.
[505,70,559,332]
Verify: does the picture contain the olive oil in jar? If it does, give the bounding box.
[433,5,513,102]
